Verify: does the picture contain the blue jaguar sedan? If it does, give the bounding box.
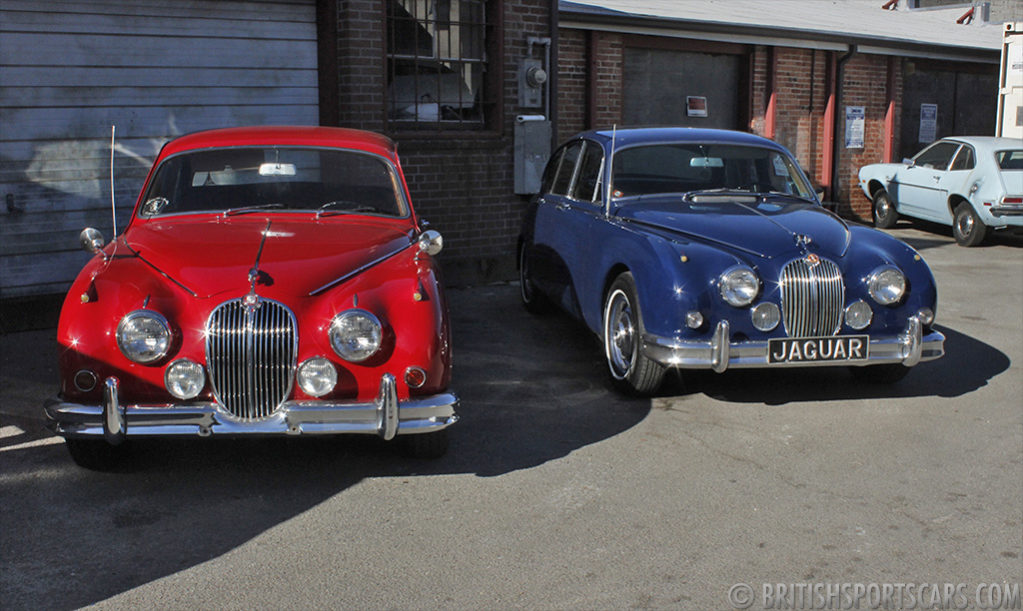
[518,128,945,395]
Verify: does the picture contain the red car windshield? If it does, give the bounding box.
[138,147,408,217]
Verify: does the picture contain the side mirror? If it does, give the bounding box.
[902,158,915,166]
[80,227,106,254]
[417,229,443,256]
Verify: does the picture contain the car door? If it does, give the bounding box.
[932,143,977,224]
[895,141,961,222]
[532,139,606,314]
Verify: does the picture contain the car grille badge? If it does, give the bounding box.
[804,253,821,267]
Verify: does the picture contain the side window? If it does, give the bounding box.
[540,147,565,194]
[914,142,961,171]
[950,146,975,171]
[550,142,583,196]
[570,141,605,203]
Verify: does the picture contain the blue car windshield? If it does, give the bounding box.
[612,143,815,200]
[138,147,408,218]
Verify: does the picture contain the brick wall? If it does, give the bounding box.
[555,29,622,144]
[326,0,554,284]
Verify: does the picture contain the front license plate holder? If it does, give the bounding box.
[768,335,869,364]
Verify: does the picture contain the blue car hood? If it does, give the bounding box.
[616,198,851,259]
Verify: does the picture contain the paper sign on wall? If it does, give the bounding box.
[845,106,865,148]
[919,104,938,143]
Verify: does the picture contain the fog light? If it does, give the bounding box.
[845,300,873,330]
[405,366,427,389]
[74,369,98,392]
[685,311,704,330]
[916,307,935,325]
[165,359,205,400]
[750,302,780,332]
[298,357,337,397]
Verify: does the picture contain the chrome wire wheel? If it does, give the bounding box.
[602,272,665,395]
[604,288,636,380]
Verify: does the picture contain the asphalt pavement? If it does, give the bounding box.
[1,221,1020,610]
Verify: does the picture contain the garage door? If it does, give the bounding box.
[623,47,743,130]
[0,0,318,299]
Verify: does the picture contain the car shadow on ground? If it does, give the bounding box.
[0,284,649,610]
[892,218,1023,250]
[0,287,1009,609]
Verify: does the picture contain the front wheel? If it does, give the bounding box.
[872,190,898,229]
[603,273,665,396]
[953,202,987,247]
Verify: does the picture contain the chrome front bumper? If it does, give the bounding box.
[642,317,944,373]
[45,373,458,445]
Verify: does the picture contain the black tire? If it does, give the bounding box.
[398,429,449,459]
[850,363,911,384]
[952,202,987,247]
[519,241,551,314]
[65,438,128,471]
[603,272,665,396]
[872,190,898,229]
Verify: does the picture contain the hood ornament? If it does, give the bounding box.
[245,220,272,310]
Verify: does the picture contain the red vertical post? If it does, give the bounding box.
[884,55,897,162]
[764,47,777,139]
[821,52,837,199]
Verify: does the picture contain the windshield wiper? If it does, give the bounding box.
[223,203,285,217]
[316,200,377,218]
[682,189,759,203]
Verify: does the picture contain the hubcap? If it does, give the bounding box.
[957,211,974,237]
[875,197,890,221]
[605,289,636,379]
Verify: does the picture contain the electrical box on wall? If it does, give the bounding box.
[514,115,551,194]
[519,59,547,109]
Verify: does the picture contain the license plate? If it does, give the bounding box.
[768,335,869,364]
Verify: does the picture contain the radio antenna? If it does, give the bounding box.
[109,125,117,235]
[604,124,617,218]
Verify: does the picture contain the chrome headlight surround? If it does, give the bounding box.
[867,265,906,306]
[165,359,205,400]
[116,310,171,364]
[719,266,760,308]
[298,357,338,397]
[844,300,873,330]
[329,309,383,362]
[750,302,781,332]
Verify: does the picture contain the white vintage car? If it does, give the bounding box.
[858,136,1023,246]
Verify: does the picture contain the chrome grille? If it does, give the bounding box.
[779,258,844,337]
[206,298,297,420]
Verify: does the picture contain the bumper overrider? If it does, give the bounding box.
[642,316,944,373]
[45,373,458,445]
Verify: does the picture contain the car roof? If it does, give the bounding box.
[157,126,399,160]
[573,127,788,151]
[939,136,1023,150]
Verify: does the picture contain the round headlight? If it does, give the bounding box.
[750,302,781,331]
[116,310,171,364]
[719,267,760,307]
[329,309,383,362]
[868,266,906,305]
[298,357,338,397]
[845,300,873,330]
[165,359,205,399]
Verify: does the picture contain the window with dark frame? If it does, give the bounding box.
[386,0,491,129]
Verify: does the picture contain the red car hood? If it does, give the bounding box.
[122,216,415,299]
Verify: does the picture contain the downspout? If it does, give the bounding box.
[830,45,856,207]
[549,0,559,149]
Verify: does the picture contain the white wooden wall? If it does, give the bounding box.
[0,0,318,298]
